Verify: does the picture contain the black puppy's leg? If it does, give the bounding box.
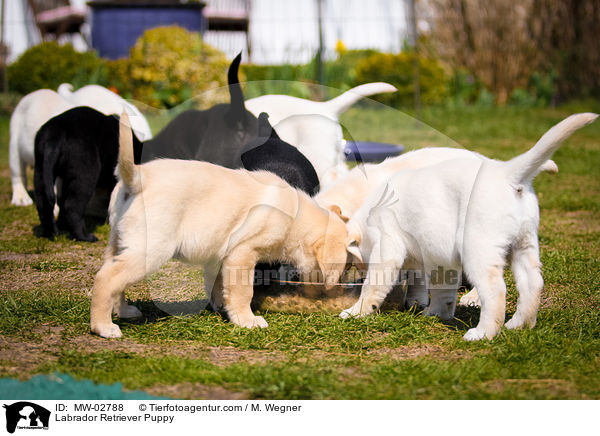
[33,152,59,239]
[59,177,99,242]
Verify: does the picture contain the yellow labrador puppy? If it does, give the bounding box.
[90,111,350,338]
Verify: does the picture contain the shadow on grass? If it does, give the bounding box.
[443,305,480,331]
[119,300,228,328]
[441,305,518,332]
[32,216,108,241]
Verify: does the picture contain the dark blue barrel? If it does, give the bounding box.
[89,1,206,59]
[344,141,404,163]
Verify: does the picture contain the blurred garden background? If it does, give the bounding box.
[0,0,598,113]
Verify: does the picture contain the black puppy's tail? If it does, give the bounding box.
[225,52,247,127]
[33,128,60,238]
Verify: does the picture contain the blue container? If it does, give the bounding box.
[89,1,206,59]
[344,141,404,163]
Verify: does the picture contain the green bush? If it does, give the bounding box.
[323,49,380,90]
[447,68,484,106]
[528,71,557,106]
[508,71,557,107]
[104,58,132,99]
[241,63,313,99]
[7,42,104,95]
[241,63,307,83]
[354,51,450,107]
[126,26,230,109]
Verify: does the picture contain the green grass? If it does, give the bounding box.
[1,102,599,399]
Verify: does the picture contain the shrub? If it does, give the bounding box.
[126,26,230,109]
[242,49,379,100]
[528,71,557,106]
[104,58,132,99]
[7,42,104,95]
[241,63,307,83]
[323,49,380,90]
[241,63,314,99]
[447,68,484,106]
[354,51,450,107]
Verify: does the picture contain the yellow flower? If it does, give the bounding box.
[335,39,347,55]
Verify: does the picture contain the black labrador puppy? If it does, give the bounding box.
[241,112,321,289]
[142,52,257,166]
[241,112,320,195]
[34,107,142,241]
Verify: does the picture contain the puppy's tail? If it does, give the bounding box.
[507,113,597,184]
[118,109,142,193]
[225,52,247,128]
[323,82,397,117]
[57,83,74,99]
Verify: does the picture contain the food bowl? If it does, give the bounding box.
[250,266,407,313]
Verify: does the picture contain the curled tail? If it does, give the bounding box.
[118,109,142,193]
[57,83,74,99]
[323,82,397,117]
[507,113,598,183]
[33,128,60,237]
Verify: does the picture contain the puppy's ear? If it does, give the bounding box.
[346,229,364,267]
[313,237,342,290]
[257,112,280,140]
[329,205,349,223]
[346,241,364,268]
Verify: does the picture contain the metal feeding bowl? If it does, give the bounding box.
[250,266,406,313]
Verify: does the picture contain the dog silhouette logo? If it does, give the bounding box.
[3,402,50,433]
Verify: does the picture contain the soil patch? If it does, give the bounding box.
[367,344,471,360]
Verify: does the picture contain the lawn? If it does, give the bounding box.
[0,101,599,399]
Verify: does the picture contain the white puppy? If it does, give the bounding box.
[58,83,152,141]
[341,113,597,341]
[9,89,74,206]
[317,147,558,311]
[90,111,350,339]
[245,83,397,188]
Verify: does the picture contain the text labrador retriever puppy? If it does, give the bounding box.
[90,111,350,338]
[342,113,597,341]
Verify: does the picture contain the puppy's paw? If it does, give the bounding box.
[118,304,142,319]
[463,328,487,341]
[458,289,481,307]
[76,233,98,243]
[233,315,269,329]
[340,303,372,319]
[422,305,453,320]
[340,308,358,319]
[91,323,123,338]
[251,316,269,328]
[11,193,33,207]
[505,316,535,330]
